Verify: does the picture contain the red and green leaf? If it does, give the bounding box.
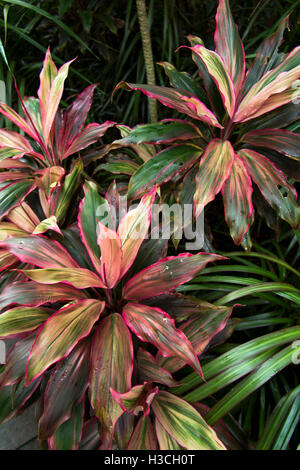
[38,339,90,439]
[214,0,245,94]
[127,144,202,200]
[0,180,36,219]
[152,391,226,450]
[155,419,182,449]
[114,82,222,128]
[238,149,300,228]
[48,401,84,450]
[57,84,97,159]
[63,122,115,158]
[222,156,253,244]
[97,222,122,288]
[22,267,106,289]
[89,313,133,446]
[0,250,18,271]
[0,281,86,310]
[0,333,36,387]
[241,129,300,160]
[0,235,79,269]
[194,139,235,217]
[0,306,50,339]
[122,303,202,375]
[118,189,155,278]
[127,415,157,450]
[235,46,300,122]
[124,252,224,300]
[78,181,111,273]
[25,299,105,384]
[183,45,236,117]
[137,349,179,387]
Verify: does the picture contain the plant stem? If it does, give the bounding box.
[136,0,158,123]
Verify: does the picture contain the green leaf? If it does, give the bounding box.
[48,401,84,450]
[205,342,300,425]
[152,391,226,450]
[0,306,50,338]
[128,144,201,200]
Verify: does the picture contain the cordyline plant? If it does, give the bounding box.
[0,48,114,222]
[0,182,236,450]
[115,0,300,248]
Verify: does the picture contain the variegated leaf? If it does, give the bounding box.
[222,156,253,244]
[122,303,202,375]
[25,299,105,384]
[0,235,79,268]
[182,45,236,117]
[97,222,122,288]
[39,340,90,439]
[124,252,224,300]
[152,391,226,450]
[114,82,222,128]
[194,139,235,218]
[215,0,245,94]
[127,416,157,450]
[111,382,159,416]
[118,189,155,278]
[0,306,50,339]
[238,149,300,228]
[22,267,106,289]
[90,313,133,446]
[241,129,300,160]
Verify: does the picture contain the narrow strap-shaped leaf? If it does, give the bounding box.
[25,299,105,384]
[90,313,133,447]
[63,122,115,159]
[205,342,300,425]
[152,391,226,450]
[32,216,62,235]
[137,349,179,387]
[48,401,84,450]
[182,45,236,117]
[157,61,209,104]
[40,57,74,146]
[53,160,82,224]
[124,252,224,300]
[215,0,245,94]
[114,82,222,128]
[0,306,50,339]
[78,180,111,274]
[155,419,182,449]
[238,149,300,228]
[257,385,300,450]
[0,129,34,154]
[127,415,157,450]
[122,302,202,375]
[7,201,40,233]
[241,129,300,160]
[118,189,155,278]
[242,16,290,98]
[0,332,36,387]
[115,120,201,145]
[37,47,57,126]
[0,281,86,310]
[0,103,40,141]
[0,235,79,268]
[22,267,106,289]
[128,144,201,200]
[38,340,90,439]
[0,250,17,272]
[0,180,35,219]
[57,84,97,159]
[97,222,122,288]
[222,156,253,244]
[194,139,235,218]
[235,46,300,122]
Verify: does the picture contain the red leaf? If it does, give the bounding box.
[123,302,202,375]
[123,252,224,300]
